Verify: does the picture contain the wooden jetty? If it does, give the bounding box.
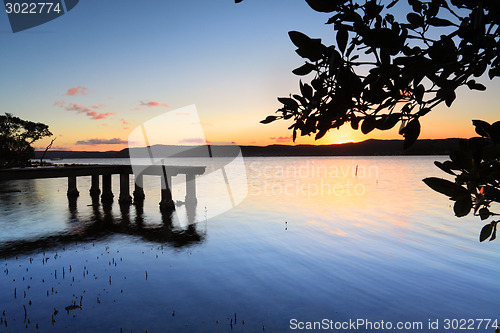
[0,164,206,210]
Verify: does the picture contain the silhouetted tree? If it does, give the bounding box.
[237,0,500,241]
[0,113,52,167]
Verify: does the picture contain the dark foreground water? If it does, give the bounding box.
[0,156,499,332]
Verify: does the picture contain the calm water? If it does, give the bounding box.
[0,156,499,332]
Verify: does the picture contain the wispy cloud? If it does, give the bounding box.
[140,101,169,108]
[120,118,130,130]
[54,100,115,120]
[65,103,115,119]
[54,99,66,107]
[34,145,71,151]
[270,136,292,143]
[179,138,206,144]
[76,138,127,145]
[66,86,88,96]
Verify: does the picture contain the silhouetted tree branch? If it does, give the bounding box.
[40,137,56,165]
[256,0,499,149]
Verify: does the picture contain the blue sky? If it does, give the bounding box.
[1,0,499,150]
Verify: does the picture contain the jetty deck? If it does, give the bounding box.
[0,164,206,209]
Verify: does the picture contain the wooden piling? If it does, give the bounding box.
[133,174,145,203]
[118,173,132,205]
[89,175,100,199]
[67,176,79,198]
[159,170,174,210]
[101,174,114,203]
[185,173,197,204]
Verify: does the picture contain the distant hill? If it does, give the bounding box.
[34,138,461,159]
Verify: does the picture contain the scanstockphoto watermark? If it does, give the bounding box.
[289,318,500,331]
[248,161,379,199]
[290,318,423,331]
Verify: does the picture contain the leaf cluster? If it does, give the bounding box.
[423,120,500,241]
[260,0,500,147]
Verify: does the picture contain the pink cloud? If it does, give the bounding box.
[66,86,88,96]
[270,136,292,143]
[120,118,130,129]
[179,138,206,144]
[54,99,66,107]
[140,101,169,108]
[34,145,71,151]
[86,111,115,120]
[76,138,127,145]
[55,100,115,120]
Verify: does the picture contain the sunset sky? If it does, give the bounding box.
[1,0,499,151]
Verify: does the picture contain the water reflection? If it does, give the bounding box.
[0,200,204,258]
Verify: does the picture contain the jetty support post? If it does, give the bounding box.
[118,173,132,205]
[133,173,145,204]
[67,176,79,198]
[185,173,197,205]
[159,170,174,211]
[89,175,101,201]
[101,174,114,203]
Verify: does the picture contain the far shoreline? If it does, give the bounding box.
[34,138,461,159]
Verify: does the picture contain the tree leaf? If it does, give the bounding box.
[351,116,359,130]
[490,222,497,241]
[414,84,424,103]
[289,31,312,49]
[292,63,316,76]
[376,114,400,130]
[428,17,454,26]
[445,90,456,107]
[479,208,491,220]
[472,119,491,138]
[336,27,348,54]
[407,13,423,28]
[434,161,456,176]
[305,0,343,13]
[484,187,500,202]
[467,81,487,91]
[402,118,420,149]
[422,177,469,199]
[453,195,472,217]
[295,47,323,62]
[386,0,399,9]
[260,116,279,124]
[315,128,328,140]
[299,82,313,101]
[480,223,493,242]
[277,97,299,111]
[361,117,377,134]
[489,121,500,143]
